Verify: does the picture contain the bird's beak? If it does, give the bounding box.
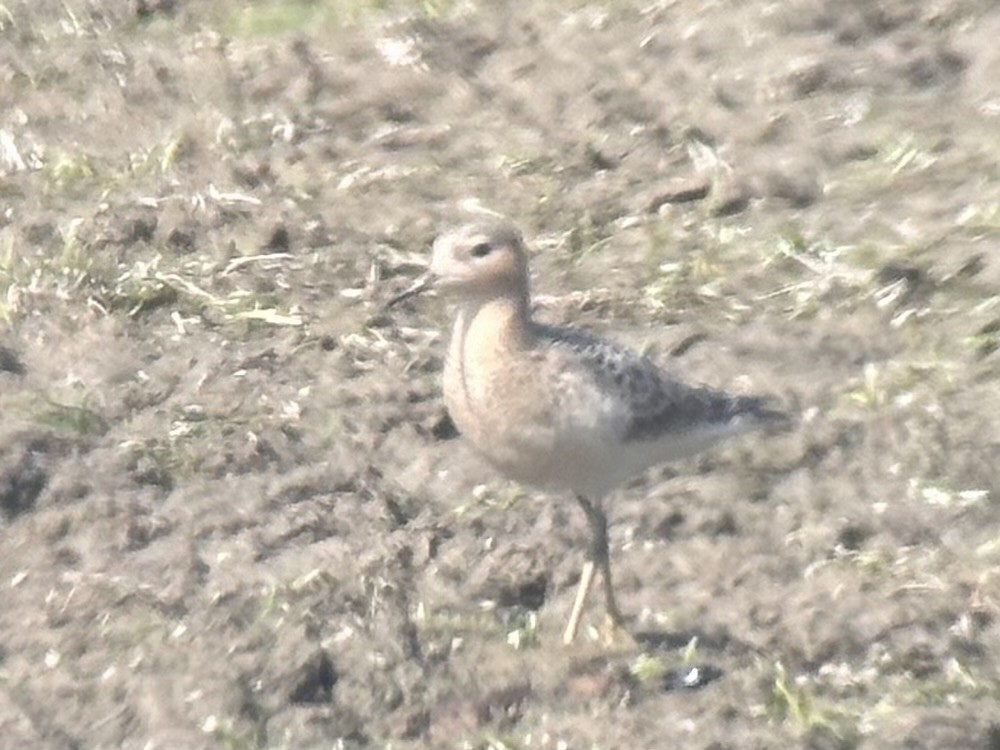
[385,272,437,309]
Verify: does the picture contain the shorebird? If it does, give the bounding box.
[389,220,787,644]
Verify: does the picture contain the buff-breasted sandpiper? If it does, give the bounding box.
[390,220,787,645]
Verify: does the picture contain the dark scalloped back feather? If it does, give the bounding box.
[535,324,786,442]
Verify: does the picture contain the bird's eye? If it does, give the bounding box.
[470,242,493,258]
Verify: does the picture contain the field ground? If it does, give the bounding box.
[2,1,1000,748]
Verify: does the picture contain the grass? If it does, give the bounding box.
[956,201,1000,236]
[637,212,932,324]
[203,714,268,750]
[1,219,303,331]
[505,611,540,650]
[629,652,668,684]
[842,361,914,411]
[125,131,192,178]
[42,134,192,196]
[225,0,330,36]
[121,435,201,488]
[627,636,702,686]
[767,662,861,746]
[453,484,527,517]
[832,130,939,191]
[414,600,507,640]
[466,734,529,750]
[212,0,466,38]
[35,399,109,437]
[878,133,938,177]
[966,316,1000,357]
[114,260,304,324]
[43,150,96,191]
[0,218,95,313]
[812,658,1000,742]
[0,388,108,438]
[638,216,758,311]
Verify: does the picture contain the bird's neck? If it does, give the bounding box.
[453,293,533,356]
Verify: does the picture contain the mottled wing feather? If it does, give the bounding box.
[536,324,781,442]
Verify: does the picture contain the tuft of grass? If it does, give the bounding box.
[453,483,526,517]
[966,317,1000,357]
[629,652,668,684]
[125,131,193,178]
[641,220,757,312]
[111,259,181,316]
[0,233,16,325]
[465,733,528,750]
[768,662,860,745]
[496,153,557,179]
[765,232,873,307]
[829,546,895,577]
[563,213,615,264]
[202,713,268,750]
[3,221,303,328]
[121,436,198,488]
[956,202,1000,236]
[1,219,123,326]
[837,359,955,416]
[35,398,108,437]
[413,601,502,639]
[681,635,699,663]
[844,362,896,411]
[878,133,937,176]
[505,611,539,651]
[0,389,105,439]
[216,0,468,38]
[833,130,938,191]
[43,149,97,191]
[225,0,328,37]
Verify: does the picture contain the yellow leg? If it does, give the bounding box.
[562,560,595,645]
[564,495,635,646]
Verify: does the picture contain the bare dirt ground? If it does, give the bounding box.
[2,1,1000,748]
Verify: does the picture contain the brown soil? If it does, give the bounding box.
[2,1,999,748]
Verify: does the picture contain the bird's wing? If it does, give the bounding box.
[536,324,782,442]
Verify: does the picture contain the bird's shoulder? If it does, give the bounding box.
[534,322,764,442]
[534,323,659,388]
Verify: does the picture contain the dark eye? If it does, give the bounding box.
[470,242,493,258]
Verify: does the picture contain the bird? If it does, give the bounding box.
[388,219,788,645]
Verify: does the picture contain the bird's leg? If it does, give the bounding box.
[562,559,595,645]
[582,497,628,632]
[563,495,630,645]
[563,495,602,644]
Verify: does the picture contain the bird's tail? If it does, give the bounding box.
[724,394,792,431]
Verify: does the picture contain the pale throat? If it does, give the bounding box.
[451,291,533,360]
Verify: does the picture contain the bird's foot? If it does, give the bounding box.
[598,613,639,652]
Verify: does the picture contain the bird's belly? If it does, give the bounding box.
[444,366,628,496]
[468,419,621,496]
